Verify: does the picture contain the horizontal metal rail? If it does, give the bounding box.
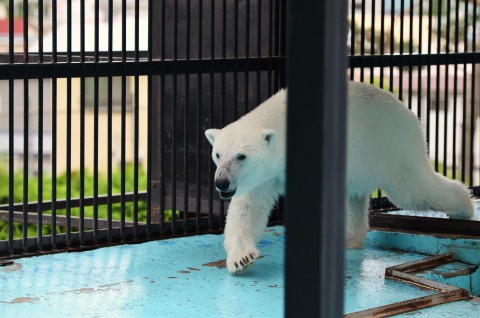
[369,212,480,237]
[0,192,148,213]
[0,51,151,63]
[0,210,143,229]
[0,193,224,215]
[0,56,285,80]
[349,52,480,68]
[0,215,223,257]
[1,52,479,80]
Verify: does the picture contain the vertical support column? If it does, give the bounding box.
[150,1,162,224]
[285,0,347,317]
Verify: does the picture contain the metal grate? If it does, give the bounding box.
[349,0,480,190]
[0,0,286,256]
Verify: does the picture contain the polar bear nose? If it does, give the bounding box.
[215,179,230,191]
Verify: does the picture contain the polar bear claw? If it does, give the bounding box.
[227,249,259,273]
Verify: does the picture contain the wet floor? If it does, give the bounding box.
[0,226,479,317]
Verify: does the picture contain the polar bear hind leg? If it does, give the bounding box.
[346,195,369,249]
[382,161,474,220]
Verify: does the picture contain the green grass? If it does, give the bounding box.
[0,164,178,240]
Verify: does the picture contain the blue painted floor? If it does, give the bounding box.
[0,228,285,318]
[1,226,479,317]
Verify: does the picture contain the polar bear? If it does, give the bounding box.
[205,81,474,273]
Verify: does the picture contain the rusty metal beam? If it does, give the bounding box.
[369,213,480,237]
[346,253,470,318]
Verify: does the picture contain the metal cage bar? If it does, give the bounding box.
[285,0,347,317]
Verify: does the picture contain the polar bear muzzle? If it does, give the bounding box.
[219,189,236,200]
[215,179,237,199]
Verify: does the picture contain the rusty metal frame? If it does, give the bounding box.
[346,253,471,318]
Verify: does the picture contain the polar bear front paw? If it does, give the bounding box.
[226,248,259,273]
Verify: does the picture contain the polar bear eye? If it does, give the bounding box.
[215,153,220,159]
[237,154,246,161]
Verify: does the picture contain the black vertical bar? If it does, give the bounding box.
[133,0,140,239]
[360,0,365,81]
[150,0,162,236]
[66,103,72,244]
[426,0,433,148]
[172,0,179,235]
[407,0,414,110]
[184,0,191,232]
[278,0,287,220]
[417,0,423,118]
[22,0,29,253]
[471,0,477,185]
[208,0,215,229]
[183,0,191,232]
[22,0,28,62]
[79,0,86,246]
[93,0,100,243]
[51,0,57,249]
[380,0,385,88]
[461,0,468,183]
[37,82,43,250]
[256,0,261,103]
[452,0,460,180]
[121,0,127,240]
[389,0,395,92]
[196,0,204,231]
[444,0,451,176]
[273,0,280,91]
[147,0,153,236]
[435,0,442,172]
[66,0,72,248]
[280,0,286,85]
[399,0,405,100]
[350,0,355,81]
[8,0,13,62]
[285,0,347,315]
[37,0,44,250]
[234,0,239,118]
[8,77,13,249]
[8,0,14,253]
[107,0,113,242]
[159,0,166,233]
[79,79,85,245]
[268,0,273,93]
[370,0,375,83]
[244,0,250,113]
[219,0,227,224]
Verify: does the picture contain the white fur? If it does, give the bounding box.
[205,81,474,273]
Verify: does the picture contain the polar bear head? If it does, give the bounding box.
[205,127,277,199]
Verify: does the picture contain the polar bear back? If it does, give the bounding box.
[346,81,430,196]
[220,81,429,197]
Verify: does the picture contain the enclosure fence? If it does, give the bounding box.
[1,0,480,257]
[348,0,480,236]
[0,0,286,256]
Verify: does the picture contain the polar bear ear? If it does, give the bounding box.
[262,129,276,147]
[205,129,219,146]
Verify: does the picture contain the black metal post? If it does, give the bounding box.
[150,0,162,225]
[285,0,347,317]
